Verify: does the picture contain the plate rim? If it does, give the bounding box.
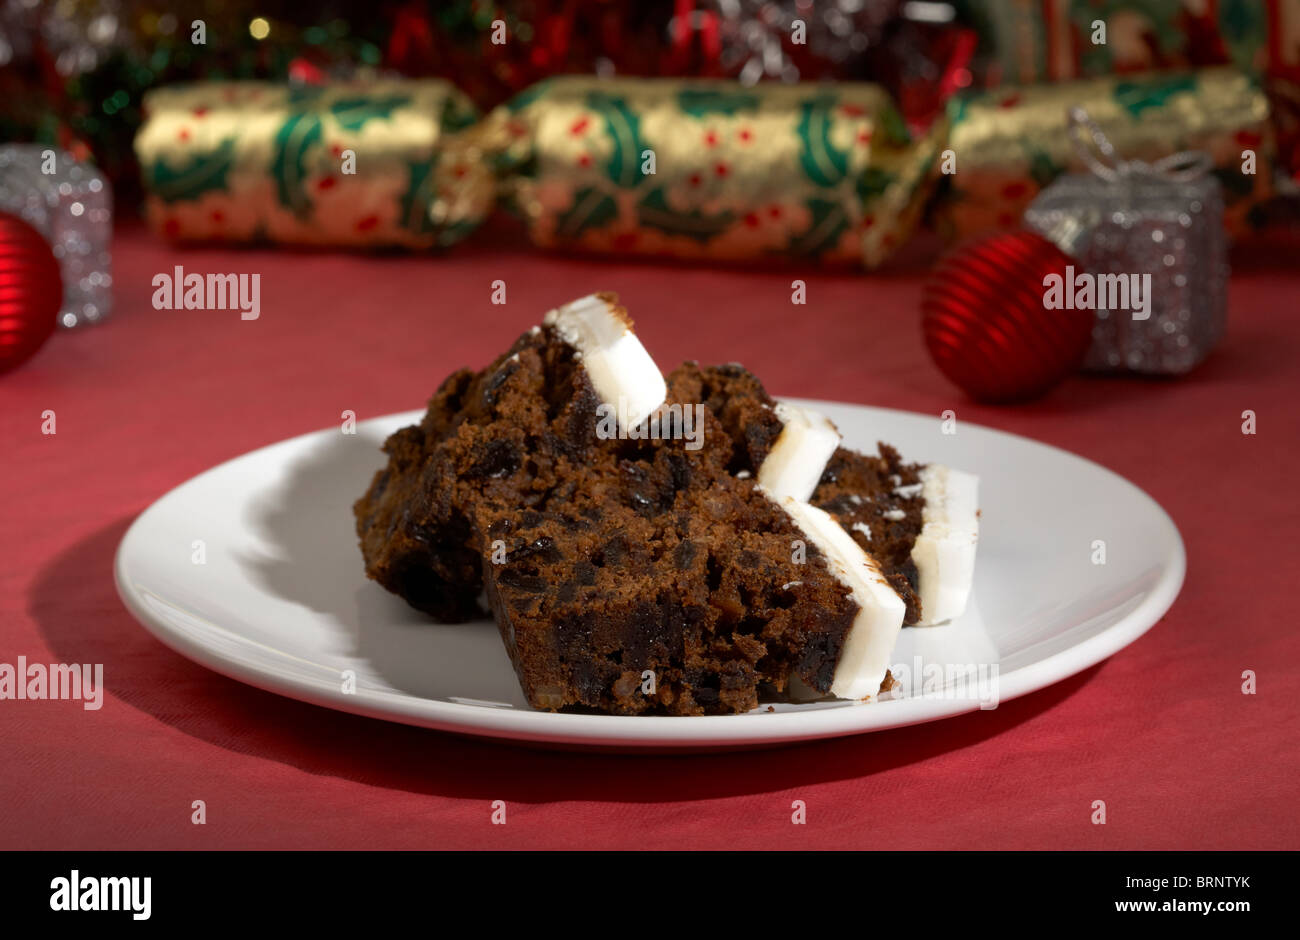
[113,401,1186,749]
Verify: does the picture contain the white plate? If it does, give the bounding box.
[114,402,1184,750]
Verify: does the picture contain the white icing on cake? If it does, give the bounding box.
[543,294,666,431]
[756,403,841,502]
[911,465,979,625]
[762,488,906,701]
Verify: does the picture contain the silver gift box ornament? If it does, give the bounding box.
[1024,108,1228,375]
[0,144,113,328]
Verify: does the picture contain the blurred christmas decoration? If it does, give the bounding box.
[706,0,899,84]
[385,0,927,103]
[0,211,62,375]
[6,0,1298,259]
[470,75,941,266]
[868,8,978,134]
[963,0,1300,184]
[134,79,483,247]
[922,229,1090,401]
[0,0,129,79]
[1266,70,1300,182]
[1,0,979,212]
[0,146,113,328]
[936,68,1274,242]
[682,1,980,133]
[1024,107,1228,375]
[385,0,681,104]
[968,0,1288,85]
[0,1,395,206]
[975,0,1223,84]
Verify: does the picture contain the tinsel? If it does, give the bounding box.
[0,146,113,328]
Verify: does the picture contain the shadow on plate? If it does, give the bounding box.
[234,425,528,707]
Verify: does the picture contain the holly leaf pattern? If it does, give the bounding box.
[587,92,650,188]
[399,158,437,236]
[796,94,850,188]
[678,89,761,117]
[268,92,409,220]
[1021,142,1063,187]
[148,137,237,203]
[635,188,735,242]
[555,186,619,240]
[271,110,323,218]
[1113,75,1198,118]
[789,199,850,257]
[856,167,897,204]
[506,79,554,114]
[876,104,910,148]
[947,96,971,128]
[329,96,410,132]
[441,94,480,133]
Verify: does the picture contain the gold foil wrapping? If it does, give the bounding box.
[936,68,1274,239]
[133,68,1269,263]
[465,76,940,267]
[134,79,487,247]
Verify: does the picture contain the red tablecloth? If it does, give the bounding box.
[2,224,1297,850]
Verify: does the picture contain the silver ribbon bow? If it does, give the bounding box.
[1067,106,1213,182]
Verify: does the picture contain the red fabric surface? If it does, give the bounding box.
[2,223,1297,850]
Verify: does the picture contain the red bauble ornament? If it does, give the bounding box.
[0,212,62,375]
[922,231,1092,402]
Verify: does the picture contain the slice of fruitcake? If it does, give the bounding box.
[355,292,977,714]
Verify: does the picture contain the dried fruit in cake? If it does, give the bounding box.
[491,300,905,713]
[354,293,662,621]
[813,446,978,626]
[668,361,979,625]
[477,474,872,715]
[354,292,978,715]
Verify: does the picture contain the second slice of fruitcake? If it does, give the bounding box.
[667,361,978,625]
[478,474,870,715]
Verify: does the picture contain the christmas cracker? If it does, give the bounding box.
[458,76,941,267]
[134,68,1271,262]
[936,67,1274,240]
[134,79,485,248]
[134,75,940,267]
